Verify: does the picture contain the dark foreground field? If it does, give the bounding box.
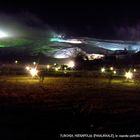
[0,76,140,139]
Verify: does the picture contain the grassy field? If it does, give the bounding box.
[0,75,140,139]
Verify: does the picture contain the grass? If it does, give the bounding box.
[0,76,140,112]
[0,75,140,138]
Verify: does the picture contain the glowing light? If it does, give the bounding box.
[25,66,30,71]
[33,62,36,65]
[64,67,67,70]
[50,38,64,42]
[54,63,57,66]
[113,70,116,74]
[15,60,18,64]
[30,67,38,77]
[55,67,58,71]
[58,35,62,38]
[134,69,136,72]
[0,31,8,38]
[110,67,114,71]
[47,65,50,69]
[87,53,104,60]
[50,38,82,44]
[68,61,75,68]
[101,68,105,73]
[66,39,82,44]
[125,71,133,80]
[53,48,82,59]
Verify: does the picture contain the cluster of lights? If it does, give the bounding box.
[24,60,138,82]
[46,61,75,72]
[101,66,117,74]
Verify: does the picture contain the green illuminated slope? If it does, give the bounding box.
[0,38,34,48]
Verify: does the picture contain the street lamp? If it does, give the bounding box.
[125,71,133,80]
[47,65,50,69]
[30,67,38,77]
[101,67,105,73]
[33,62,36,65]
[113,70,116,74]
[15,60,18,64]
[110,67,114,71]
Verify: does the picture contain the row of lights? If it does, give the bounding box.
[101,67,137,80]
[25,63,136,81]
[25,60,75,78]
[46,61,75,71]
[15,60,37,65]
[101,67,116,74]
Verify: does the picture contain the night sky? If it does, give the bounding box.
[0,1,140,40]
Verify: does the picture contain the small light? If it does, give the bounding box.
[64,67,67,70]
[54,63,57,66]
[55,67,58,71]
[25,66,30,71]
[134,69,136,72]
[125,71,133,80]
[113,70,116,74]
[47,65,50,69]
[110,67,114,71]
[101,68,105,73]
[33,62,36,65]
[15,60,18,64]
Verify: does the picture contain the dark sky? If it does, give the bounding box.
[0,1,140,39]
